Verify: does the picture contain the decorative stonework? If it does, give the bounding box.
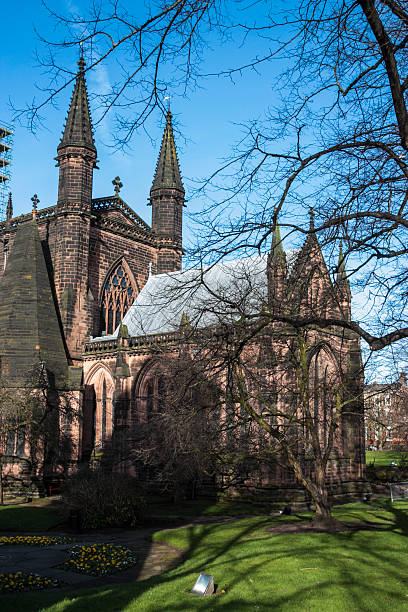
[100,261,136,335]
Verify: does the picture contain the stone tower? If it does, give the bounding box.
[54,55,97,360]
[150,110,185,274]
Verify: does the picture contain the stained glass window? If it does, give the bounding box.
[100,262,136,335]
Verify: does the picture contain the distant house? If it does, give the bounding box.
[365,373,408,450]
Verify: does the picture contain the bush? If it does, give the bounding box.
[397,452,408,470]
[61,469,146,529]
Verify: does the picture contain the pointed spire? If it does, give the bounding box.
[151,110,184,193]
[6,192,12,221]
[336,242,349,286]
[271,219,285,261]
[308,207,315,231]
[58,53,96,153]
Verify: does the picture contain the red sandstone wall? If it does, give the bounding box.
[88,226,158,336]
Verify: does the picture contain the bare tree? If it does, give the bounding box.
[128,357,220,502]
[0,364,79,503]
[12,0,408,518]
[129,322,363,526]
[119,242,364,526]
[17,0,407,356]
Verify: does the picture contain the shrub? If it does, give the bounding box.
[61,469,146,529]
[397,452,408,470]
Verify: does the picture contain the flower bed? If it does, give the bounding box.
[61,543,138,576]
[0,572,61,593]
[0,535,72,547]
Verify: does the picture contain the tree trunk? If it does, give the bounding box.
[310,464,340,530]
[313,495,337,528]
[285,448,339,529]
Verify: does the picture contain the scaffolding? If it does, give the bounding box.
[0,123,13,221]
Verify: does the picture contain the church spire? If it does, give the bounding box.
[270,220,285,261]
[267,218,287,310]
[336,242,349,286]
[151,110,184,193]
[335,241,351,320]
[149,108,185,274]
[58,54,96,153]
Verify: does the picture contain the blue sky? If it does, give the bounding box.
[0,1,279,235]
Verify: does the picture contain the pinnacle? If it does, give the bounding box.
[78,53,86,73]
[308,207,315,231]
[151,110,184,193]
[337,242,349,285]
[58,55,96,153]
[271,221,285,260]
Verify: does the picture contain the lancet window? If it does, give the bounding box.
[100,262,136,335]
[308,347,338,450]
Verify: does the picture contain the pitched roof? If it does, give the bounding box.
[0,220,68,387]
[93,250,299,340]
[151,111,184,193]
[58,55,96,153]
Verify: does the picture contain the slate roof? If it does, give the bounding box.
[0,220,68,387]
[151,111,184,193]
[93,250,299,341]
[58,55,96,153]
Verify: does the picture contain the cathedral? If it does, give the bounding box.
[0,57,365,501]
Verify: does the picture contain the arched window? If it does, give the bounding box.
[142,374,166,422]
[146,380,154,422]
[308,347,338,450]
[83,367,115,457]
[100,262,136,335]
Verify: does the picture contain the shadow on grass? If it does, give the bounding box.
[2,500,408,611]
[0,503,65,532]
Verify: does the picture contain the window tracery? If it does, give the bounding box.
[100,262,136,335]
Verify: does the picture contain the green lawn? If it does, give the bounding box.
[149,498,283,517]
[2,500,408,611]
[0,500,65,532]
[366,450,407,466]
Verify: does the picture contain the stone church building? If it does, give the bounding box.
[0,57,365,500]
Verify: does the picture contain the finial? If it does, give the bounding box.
[31,194,39,220]
[164,94,171,113]
[337,240,348,284]
[112,176,123,197]
[308,207,315,230]
[6,192,12,221]
[148,262,153,277]
[78,44,85,73]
